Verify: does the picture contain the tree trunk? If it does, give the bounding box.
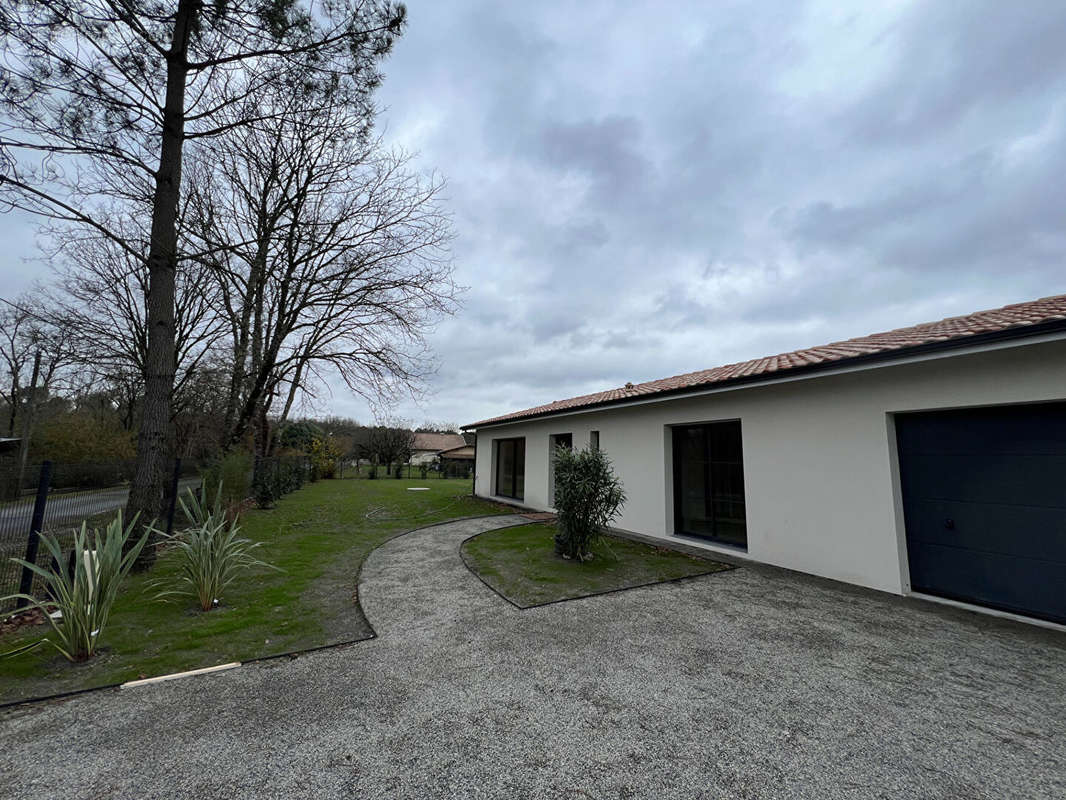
[6,378,18,438]
[15,350,40,493]
[125,0,198,569]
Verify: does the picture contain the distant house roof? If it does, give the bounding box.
[438,444,475,461]
[466,293,1066,429]
[412,432,466,453]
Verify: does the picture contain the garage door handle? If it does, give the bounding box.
[944,518,955,530]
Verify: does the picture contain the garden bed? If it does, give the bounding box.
[461,522,732,608]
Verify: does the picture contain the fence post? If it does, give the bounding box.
[16,460,53,608]
[165,457,182,536]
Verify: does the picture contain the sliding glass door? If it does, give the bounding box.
[494,438,526,500]
[672,421,747,548]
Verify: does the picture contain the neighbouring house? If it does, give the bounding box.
[437,443,475,476]
[465,293,1066,627]
[410,432,467,466]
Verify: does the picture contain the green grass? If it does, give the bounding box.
[461,523,732,608]
[0,478,507,704]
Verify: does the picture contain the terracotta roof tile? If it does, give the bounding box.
[466,294,1066,429]
[412,432,466,452]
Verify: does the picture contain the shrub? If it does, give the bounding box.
[1,513,148,661]
[201,450,253,511]
[394,463,404,479]
[156,486,278,612]
[253,466,278,508]
[277,420,324,452]
[367,464,378,479]
[252,456,309,508]
[308,435,342,479]
[552,446,627,561]
[419,464,428,479]
[32,411,136,465]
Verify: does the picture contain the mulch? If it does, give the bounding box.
[0,607,49,636]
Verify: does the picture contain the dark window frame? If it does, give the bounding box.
[548,433,573,506]
[550,432,573,450]
[672,420,748,549]
[494,437,526,500]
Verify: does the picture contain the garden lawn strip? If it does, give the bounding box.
[461,522,731,608]
[0,478,508,704]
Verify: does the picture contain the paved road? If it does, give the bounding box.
[1,515,1064,799]
[0,478,201,538]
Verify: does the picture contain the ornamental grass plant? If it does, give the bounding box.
[157,486,279,612]
[2,513,147,662]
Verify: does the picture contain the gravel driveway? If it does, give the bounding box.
[1,514,1064,799]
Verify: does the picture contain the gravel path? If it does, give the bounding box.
[1,514,1064,799]
[359,514,528,636]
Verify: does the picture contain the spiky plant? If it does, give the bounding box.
[157,486,278,612]
[1,513,147,662]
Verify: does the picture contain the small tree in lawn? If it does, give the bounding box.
[552,446,626,561]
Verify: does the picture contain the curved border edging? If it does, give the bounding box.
[0,512,520,713]
[457,523,738,611]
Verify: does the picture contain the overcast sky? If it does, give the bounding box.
[3,0,1066,427]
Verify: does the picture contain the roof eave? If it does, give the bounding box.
[462,318,1066,431]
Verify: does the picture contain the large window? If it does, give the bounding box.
[494,438,526,500]
[672,421,747,548]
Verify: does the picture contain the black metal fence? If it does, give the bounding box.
[0,458,202,612]
[1,453,470,611]
[251,455,312,507]
[353,461,473,479]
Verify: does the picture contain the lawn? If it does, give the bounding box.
[461,522,732,608]
[0,477,508,705]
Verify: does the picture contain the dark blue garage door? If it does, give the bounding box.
[896,403,1066,624]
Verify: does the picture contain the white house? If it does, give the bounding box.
[465,294,1066,627]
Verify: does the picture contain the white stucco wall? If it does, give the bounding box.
[472,337,1066,596]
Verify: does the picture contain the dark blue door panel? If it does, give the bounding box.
[908,542,1066,620]
[897,403,1066,624]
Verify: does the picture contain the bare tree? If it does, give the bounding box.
[0,301,33,437]
[416,421,461,433]
[45,214,226,426]
[360,424,414,472]
[185,80,457,455]
[0,297,77,484]
[0,0,407,563]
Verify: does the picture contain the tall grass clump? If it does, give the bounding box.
[157,486,278,612]
[2,513,147,662]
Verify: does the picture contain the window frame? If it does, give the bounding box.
[494,437,526,500]
[671,420,747,549]
[548,433,573,507]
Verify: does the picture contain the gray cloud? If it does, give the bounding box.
[4,0,1066,426]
